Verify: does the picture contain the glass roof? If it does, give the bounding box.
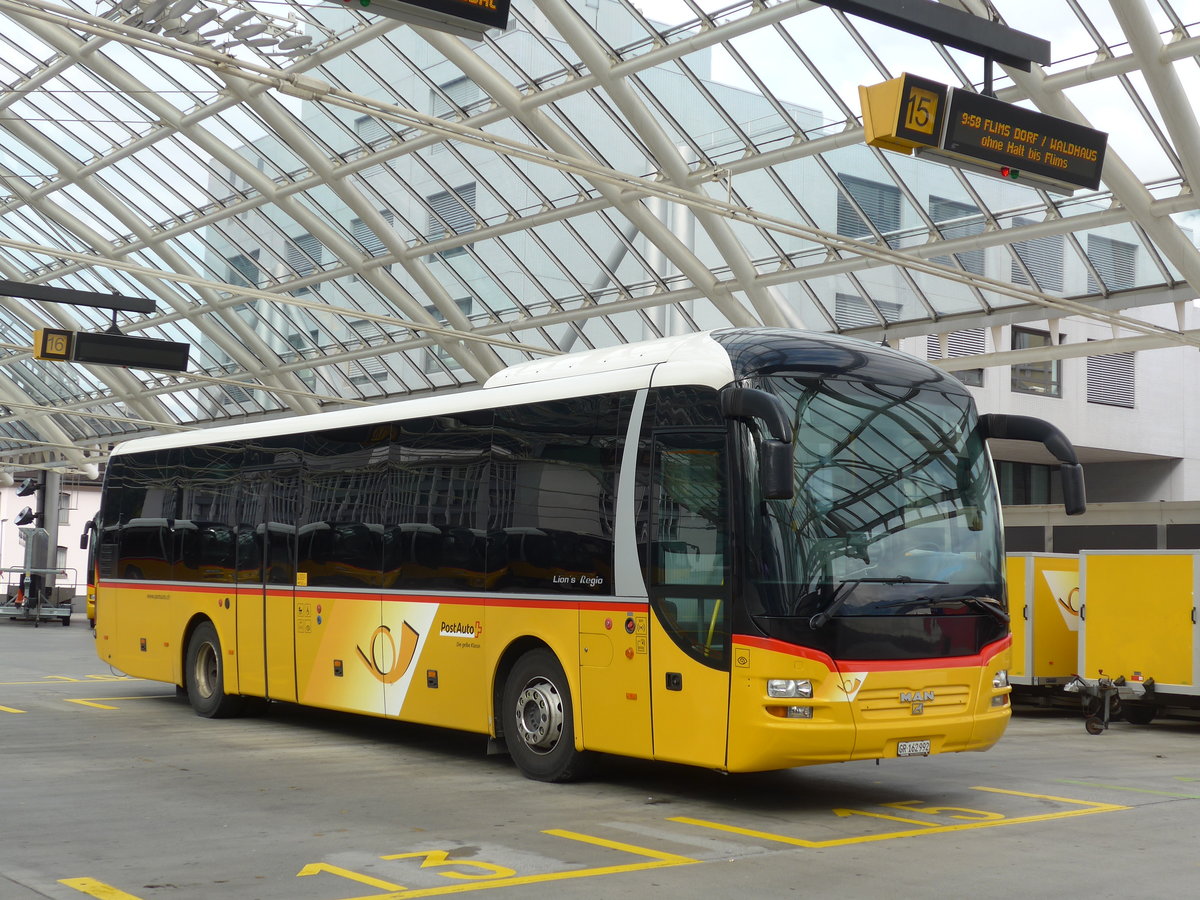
[0,0,1197,475]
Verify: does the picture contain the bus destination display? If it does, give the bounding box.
[943,88,1106,191]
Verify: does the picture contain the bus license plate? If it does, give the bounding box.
[897,740,931,757]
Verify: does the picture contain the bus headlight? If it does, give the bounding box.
[992,669,1009,690]
[768,679,813,699]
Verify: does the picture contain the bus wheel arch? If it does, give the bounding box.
[495,641,586,782]
[183,618,244,719]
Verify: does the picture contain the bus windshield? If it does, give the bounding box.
[743,374,1003,626]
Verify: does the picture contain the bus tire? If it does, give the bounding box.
[185,621,244,719]
[502,649,584,782]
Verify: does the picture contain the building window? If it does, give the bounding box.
[998,461,1054,505]
[1010,217,1063,291]
[929,196,985,276]
[287,233,323,295]
[1011,327,1061,397]
[1086,342,1134,408]
[426,183,476,257]
[354,114,387,145]
[351,210,396,275]
[833,292,901,329]
[344,320,391,386]
[836,174,901,245]
[1087,235,1137,293]
[286,330,319,391]
[422,298,473,373]
[926,329,984,387]
[431,76,482,117]
[226,249,262,288]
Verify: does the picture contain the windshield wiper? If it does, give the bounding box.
[808,576,948,630]
[880,595,1010,625]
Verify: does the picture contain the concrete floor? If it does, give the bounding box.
[1,616,1197,900]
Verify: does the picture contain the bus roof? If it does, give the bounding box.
[483,330,733,388]
[109,331,737,458]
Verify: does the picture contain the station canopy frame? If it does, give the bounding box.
[0,0,1197,475]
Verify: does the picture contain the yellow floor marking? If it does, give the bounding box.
[382,850,516,880]
[298,862,405,890]
[1056,779,1200,800]
[544,829,698,864]
[671,787,1128,849]
[971,785,1130,805]
[880,800,1004,821]
[65,699,122,710]
[833,808,938,827]
[0,705,26,713]
[304,830,697,900]
[65,695,169,710]
[0,676,137,686]
[60,877,145,899]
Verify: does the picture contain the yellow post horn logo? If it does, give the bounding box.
[356,622,419,684]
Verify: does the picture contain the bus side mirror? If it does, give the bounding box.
[722,387,795,501]
[1060,463,1086,516]
[978,413,1087,516]
[760,440,794,500]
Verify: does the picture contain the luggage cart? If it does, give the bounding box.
[1064,674,1155,734]
[0,567,74,626]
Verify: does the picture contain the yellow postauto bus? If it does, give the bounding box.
[89,328,1085,781]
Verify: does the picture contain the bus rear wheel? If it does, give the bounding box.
[185,621,244,719]
[502,649,584,782]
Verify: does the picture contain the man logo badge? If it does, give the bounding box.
[901,690,934,714]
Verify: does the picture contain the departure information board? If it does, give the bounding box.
[860,74,1108,193]
[327,0,510,37]
[943,89,1106,191]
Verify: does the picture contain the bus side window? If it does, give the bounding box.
[649,430,729,666]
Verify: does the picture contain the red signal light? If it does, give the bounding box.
[1000,166,1020,180]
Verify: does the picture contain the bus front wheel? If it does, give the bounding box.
[502,649,585,782]
[185,622,244,719]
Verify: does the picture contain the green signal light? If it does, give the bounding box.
[1000,165,1020,180]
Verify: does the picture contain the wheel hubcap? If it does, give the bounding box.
[195,642,218,699]
[514,677,563,754]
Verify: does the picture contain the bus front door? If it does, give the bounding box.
[647,433,731,769]
[234,524,266,697]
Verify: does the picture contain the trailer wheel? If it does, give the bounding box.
[1084,715,1105,735]
[184,622,244,718]
[1122,703,1156,725]
[502,649,585,782]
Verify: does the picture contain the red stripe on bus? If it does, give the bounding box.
[734,634,835,667]
[836,635,1011,670]
[735,633,1011,670]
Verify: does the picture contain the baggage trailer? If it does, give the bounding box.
[1007,553,1080,695]
[0,569,74,626]
[1073,550,1200,731]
